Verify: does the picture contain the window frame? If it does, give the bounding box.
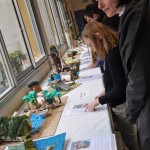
[36,0,56,50]
[0,30,15,100]
[48,0,66,46]
[15,0,47,68]
[56,0,69,30]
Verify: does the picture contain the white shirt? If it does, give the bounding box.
[117,5,126,17]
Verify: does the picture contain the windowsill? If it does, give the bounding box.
[0,59,50,109]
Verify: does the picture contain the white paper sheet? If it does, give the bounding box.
[64,103,107,116]
[80,59,92,65]
[64,103,88,116]
[69,134,117,150]
[80,50,92,59]
[76,74,101,83]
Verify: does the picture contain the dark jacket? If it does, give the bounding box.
[99,46,126,107]
[102,15,120,31]
[119,0,150,124]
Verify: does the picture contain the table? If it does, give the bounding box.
[55,47,116,149]
[0,46,118,150]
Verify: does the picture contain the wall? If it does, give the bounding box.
[66,0,93,35]
[70,0,93,11]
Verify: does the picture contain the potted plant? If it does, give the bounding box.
[8,50,25,75]
[49,45,58,54]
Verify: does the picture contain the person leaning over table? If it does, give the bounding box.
[82,21,139,150]
[83,3,105,23]
[83,3,120,73]
[97,0,150,149]
[83,3,120,31]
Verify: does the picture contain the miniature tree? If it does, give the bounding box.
[22,95,31,110]
[55,90,62,103]
[24,139,37,150]
[42,90,55,105]
[23,91,40,111]
[42,89,62,105]
[49,45,58,54]
[28,90,40,108]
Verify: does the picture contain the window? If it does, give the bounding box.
[36,0,56,49]
[0,0,32,79]
[57,0,68,30]
[16,0,46,63]
[48,0,66,45]
[0,31,14,98]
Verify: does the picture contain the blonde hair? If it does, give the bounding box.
[82,21,118,60]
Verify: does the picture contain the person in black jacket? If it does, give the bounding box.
[83,3,120,31]
[83,3,120,73]
[82,21,139,150]
[84,3,105,23]
[98,0,150,149]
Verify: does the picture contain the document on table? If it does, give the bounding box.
[80,50,92,59]
[64,103,88,116]
[69,134,117,150]
[80,56,92,62]
[76,74,101,83]
[64,103,107,116]
[80,59,92,65]
[79,67,91,72]
[79,63,91,72]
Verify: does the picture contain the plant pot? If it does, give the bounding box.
[30,84,42,93]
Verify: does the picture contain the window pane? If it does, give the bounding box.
[49,0,65,45]
[0,41,13,97]
[37,0,55,48]
[0,0,32,76]
[17,0,45,62]
[44,0,60,46]
[57,1,68,29]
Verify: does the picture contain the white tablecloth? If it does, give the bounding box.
[55,68,113,149]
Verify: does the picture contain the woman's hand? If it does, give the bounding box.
[88,63,96,68]
[85,98,99,111]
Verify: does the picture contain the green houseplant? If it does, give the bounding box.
[50,45,58,54]
[8,50,25,75]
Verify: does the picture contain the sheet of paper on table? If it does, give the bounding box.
[76,74,101,83]
[69,134,117,150]
[64,103,88,116]
[64,103,107,116]
[80,50,92,59]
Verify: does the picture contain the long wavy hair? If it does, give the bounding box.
[82,21,118,60]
